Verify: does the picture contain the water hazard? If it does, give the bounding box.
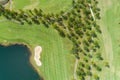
[0,45,41,80]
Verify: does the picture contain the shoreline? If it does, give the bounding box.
[0,42,44,80]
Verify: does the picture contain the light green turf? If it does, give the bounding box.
[13,0,72,13]
[0,21,75,80]
[98,0,120,80]
[37,0,72,13]
[13,0,31,9]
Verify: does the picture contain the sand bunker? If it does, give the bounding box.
[34,46,42,66]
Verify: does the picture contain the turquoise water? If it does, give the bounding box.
[0,45,41,80]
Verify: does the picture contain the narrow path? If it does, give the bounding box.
[0,19,6,22]
[74,59,78,80]
[62,0,78,16]
[60,0,79,79]
[89,3,114,80]
[99,23,114,63]
[99,20,114,80]
[88,4,113,61]
[0,19,20,24]
[88,4,95,21]
[10,19,21,24]
[9,0,12,11]
[23,0,39,10]
[88,4,96,80]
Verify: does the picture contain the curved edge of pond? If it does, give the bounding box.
[0,42,44,80]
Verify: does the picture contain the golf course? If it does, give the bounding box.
[0,0,75,80]
[0,0,120,80]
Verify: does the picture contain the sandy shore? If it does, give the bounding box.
[34,46,42,66]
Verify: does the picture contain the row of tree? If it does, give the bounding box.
[0,0,109,79]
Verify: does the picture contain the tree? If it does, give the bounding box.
[96,66,102,71]
[104,62,110,68]
[86,71,92,76]
[59,30,66,38]
[96,53,103,60]
[94,75,100,80]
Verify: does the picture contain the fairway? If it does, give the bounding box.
[98,0,120,80]
[0,21,75,80]
[13,0,72,13]
[13,0,30,9]
[37,0,72,13]
[0,0,76,80]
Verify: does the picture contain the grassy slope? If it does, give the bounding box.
[13,0,31,9]
[37,0,72,13]
[99,0,120,80]
[13,0,72,13]
[0,0,75,80]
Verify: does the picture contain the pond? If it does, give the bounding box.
[0,45,41,80]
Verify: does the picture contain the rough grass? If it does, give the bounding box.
[37,0,72,13]
[13,0,72,13]
[13,0,31,9]
[98,0,120,80]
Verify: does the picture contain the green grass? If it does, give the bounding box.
[0,21,75,80]
[0,1,75,80]
[13,0,72,13]
[13,0,31,9]
[98,0,120,80]
[10,0,120,80]
[37,0,72,13]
